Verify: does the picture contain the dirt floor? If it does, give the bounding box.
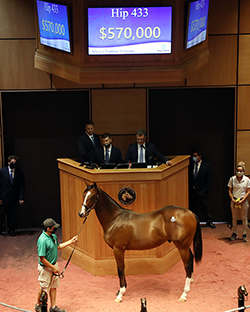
[0,223,250,312]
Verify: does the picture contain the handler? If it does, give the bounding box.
[35,218,78,312]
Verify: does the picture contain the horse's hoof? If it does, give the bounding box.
[114,298,122,303]
[178,297,187,302]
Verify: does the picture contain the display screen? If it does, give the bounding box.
[186,0,209,49]
[88,7,172,55]
[36,0,71,53]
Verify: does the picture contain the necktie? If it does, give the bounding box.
[10,170,14,184]
[90,136,95,146]
[194,163,198,178]
[139,146,143,163]
[106,149,110,163]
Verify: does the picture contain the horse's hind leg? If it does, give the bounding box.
[178,248,194,302]
[113,247,127,302]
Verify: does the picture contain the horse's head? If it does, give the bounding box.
[78,182,99,218]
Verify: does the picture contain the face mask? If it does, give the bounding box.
[193,156,197,163]
[237,171,243,177]
[51,228,57,234]
[9,162,16,169]
[47,227,57,234]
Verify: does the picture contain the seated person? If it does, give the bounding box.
[124,129,172,166]
[78,120,101,164]
[90,133,123,167]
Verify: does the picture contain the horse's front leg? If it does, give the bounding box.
[113,246,127,303]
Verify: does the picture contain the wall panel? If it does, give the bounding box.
[0,40,51,90]
[0,0,35,38]
[238,35,250,85]
[187,35,237,86]
[208,0,238,35]
[239,0,250,33]
[237,131,250,175]
[92,89,146,135]
[237,86,250,130]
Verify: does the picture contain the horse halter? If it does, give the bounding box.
[84,194,99,213]
[82,193,99,215]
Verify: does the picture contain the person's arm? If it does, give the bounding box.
[150,143,172,165]
[39,256,59,274]
[58,235,78,250]
[239,187,250,205]
[19,170,25,205]
[228,186,237,205]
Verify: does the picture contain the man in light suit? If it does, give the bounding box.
[90,133,123,167]
[0,155,25,236]
[78,120,101,164]
[124,129,172,166]
[189,149,216,228]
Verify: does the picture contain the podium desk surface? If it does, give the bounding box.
[57,155,190,183]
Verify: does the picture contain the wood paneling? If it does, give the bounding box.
[208,0,238,35]
[238,35,250,85]
[92,89,146,135]
[0,0,36,38]
[135,80,186,88]
[237,87,250,130]
[187,35,237,86]
[237,131,250,176]
[58,156,189,275]
[239,0,250,33]
[0,40,51,90]
[52,75,102,89]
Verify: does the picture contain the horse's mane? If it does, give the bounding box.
[98,187,127,211]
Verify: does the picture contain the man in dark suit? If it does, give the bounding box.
[189,149,215,228]
[78,120,101,164]
[124,129,172,166]
[90,133,123,167]
[0,155,25,236]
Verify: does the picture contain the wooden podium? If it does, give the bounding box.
[57,155,190,276]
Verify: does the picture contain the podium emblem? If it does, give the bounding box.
[118,187,136,206]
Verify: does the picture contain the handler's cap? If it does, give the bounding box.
[43,218,60,228]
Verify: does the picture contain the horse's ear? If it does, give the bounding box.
[84,180,90,187]
[94,182,97,188]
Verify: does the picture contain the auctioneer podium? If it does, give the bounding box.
[57,155,190,276]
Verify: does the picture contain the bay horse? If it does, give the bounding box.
[78,182,203,302]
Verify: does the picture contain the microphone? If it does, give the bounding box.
[141,145,154,166]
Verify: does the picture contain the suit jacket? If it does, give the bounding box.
[124,142,168,165]
[78,132,101,163]
[0,166,25,205]
[90,145,123,166]
[189,160,212,196]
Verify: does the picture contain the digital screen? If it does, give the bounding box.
[88,7,172,55]
[186,0,209,49]
[36,0,71,53]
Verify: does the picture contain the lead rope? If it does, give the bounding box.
[53,212,90,279]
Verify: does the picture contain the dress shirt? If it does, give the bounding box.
[137,144,145,163]
[193,160,202,176]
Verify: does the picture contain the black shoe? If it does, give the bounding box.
[206,222,216,228]
[49,306,66,312]
[230,233,238,241]
[9,230,16,236]
[243,234,248,242]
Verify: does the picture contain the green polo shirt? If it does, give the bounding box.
[37,231,59,266]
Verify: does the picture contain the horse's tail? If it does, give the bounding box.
[193,214,203,263]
